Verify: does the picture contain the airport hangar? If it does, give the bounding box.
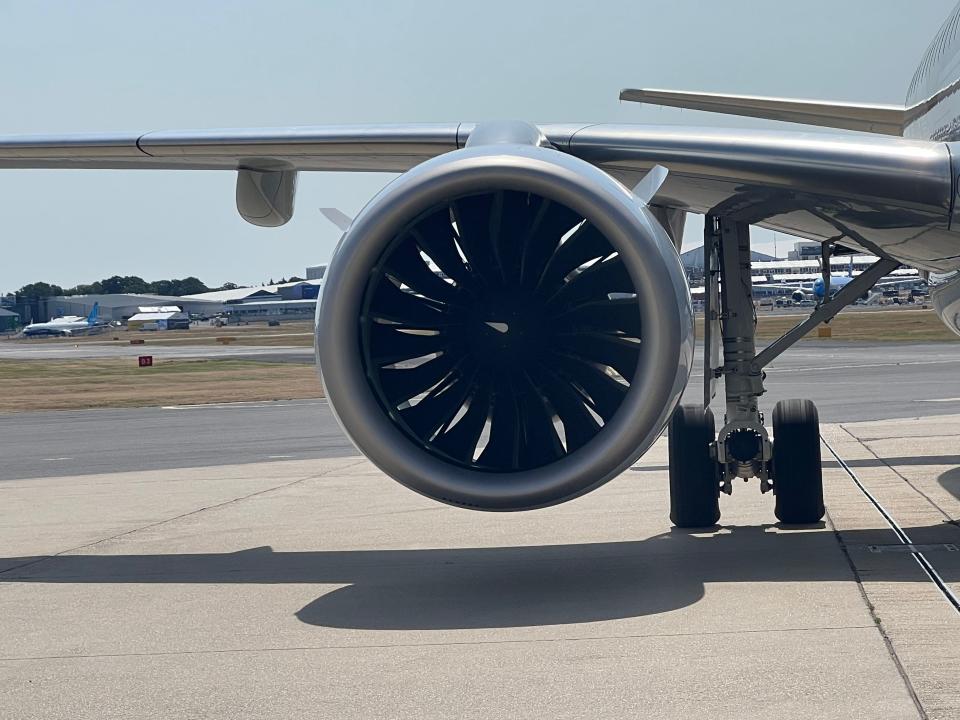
[36,276,324,325]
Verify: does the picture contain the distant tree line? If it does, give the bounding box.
[14,276,248,299]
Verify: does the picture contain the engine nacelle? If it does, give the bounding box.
[316,141,693,510]
[932,272,960,336]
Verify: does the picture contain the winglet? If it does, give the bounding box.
[632,165,669,204]
[319,208,354,232]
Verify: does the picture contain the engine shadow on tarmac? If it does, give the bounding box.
[939,466,960,502]
[2,523,958,631]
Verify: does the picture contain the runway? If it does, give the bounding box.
[2,341,959,482]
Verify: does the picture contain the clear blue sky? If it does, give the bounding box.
[0,0,955,293]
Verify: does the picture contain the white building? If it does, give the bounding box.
[750,256,920,283]
[184,278,324,323]
[44,293,223,322]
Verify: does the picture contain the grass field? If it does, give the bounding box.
[0,358,323,412]
[706,308,960,342]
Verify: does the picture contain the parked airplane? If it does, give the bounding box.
[811,258,925,299]
[4,4,960,528]
[22,303,102,337]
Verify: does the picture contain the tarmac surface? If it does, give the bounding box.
[2,341,960,717]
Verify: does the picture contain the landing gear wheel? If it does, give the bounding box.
[772,399,825,524]
[669,405,720,528]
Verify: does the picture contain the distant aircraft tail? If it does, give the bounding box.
[86,302,100,325]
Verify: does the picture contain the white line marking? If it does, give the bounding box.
[690,358,960,379]
[41,457,73,461]
[161,400,326,410]
[915,397,960,403]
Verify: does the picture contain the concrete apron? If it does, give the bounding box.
[823,416,960,720]
[2,421,957,718]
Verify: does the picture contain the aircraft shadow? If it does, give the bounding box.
[2,523,958,631]
[939,466,960,502]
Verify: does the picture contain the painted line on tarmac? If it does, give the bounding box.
[915,397,960,403]
[691,358,960,379]
[161,400,326,410]
[770,359,960,373]
[821,435,960,615]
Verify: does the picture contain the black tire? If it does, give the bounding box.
[669,405,720,528]
[772,399,825,524]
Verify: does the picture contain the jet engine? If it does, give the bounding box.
[316,131,693,511]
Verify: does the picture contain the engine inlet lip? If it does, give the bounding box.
[317,144,693,510]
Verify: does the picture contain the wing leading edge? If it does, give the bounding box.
[0,124,463,172]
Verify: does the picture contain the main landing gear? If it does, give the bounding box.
[668,216,897,528]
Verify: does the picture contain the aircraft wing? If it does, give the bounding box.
[0,121,957,270]
[619,82,960,137]
[0,124,464,172]
[619,88,912,135]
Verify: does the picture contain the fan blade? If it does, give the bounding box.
[399,366,477,440]
[368,279,455,329]
[477,381,522,469]
[383,236,461,304]
[410,206,475,290]
[368,324,448,366]
[554,332,641,382]
[432,381,491,463]
[544,256,633,309]
[515,371,565,467]
[551,297,642,337]
[377,351,461,406]
[548,353,629,421]
[520,200,582,290]
[526,364,601,452]
[492,191,534,286]
[536,222,611,293]
[451,194,499,286]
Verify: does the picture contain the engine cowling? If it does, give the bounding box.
[316,141,693,510]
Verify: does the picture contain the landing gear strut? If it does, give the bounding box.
[668,216,897,527]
